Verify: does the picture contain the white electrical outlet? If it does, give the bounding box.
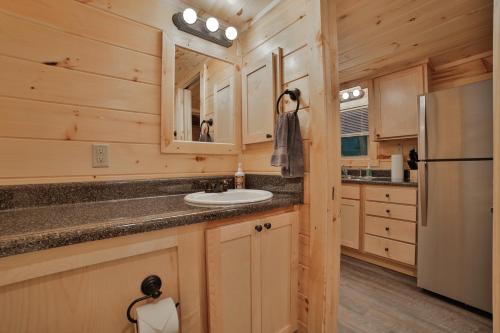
[92,144,109,168]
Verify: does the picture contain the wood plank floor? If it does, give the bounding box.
[339,255,492,333]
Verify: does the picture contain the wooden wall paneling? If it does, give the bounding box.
[0,139,237,179]
[0,97,159,144]
[430,51,493,91]
[0,11,161,84]
[493,1,499,332]
[0,0,161,56]
[306,0,341,332]
[0,55,160,114]
[337,0,493,83]
[240,0,307,54]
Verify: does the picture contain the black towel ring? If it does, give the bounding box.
[276,88,301,115]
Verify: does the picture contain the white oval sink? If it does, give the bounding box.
[184,189,273,206]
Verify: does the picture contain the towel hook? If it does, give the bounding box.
[276,88,301,115]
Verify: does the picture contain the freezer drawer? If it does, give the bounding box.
[417,160,492,312]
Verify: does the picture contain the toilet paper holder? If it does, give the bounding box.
[126,275,179,324]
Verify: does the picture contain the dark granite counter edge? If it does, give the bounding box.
[342,179,417,187]
[0,195,301,258]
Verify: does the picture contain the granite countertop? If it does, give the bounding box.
[342,177,417,187]
[0,175,303,258]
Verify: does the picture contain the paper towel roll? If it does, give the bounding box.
[391,154,404,182]
[136,298,179,333]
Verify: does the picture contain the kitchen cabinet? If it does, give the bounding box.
[341,199,360,250]
[373,65,426,140]
[206,211,298,333]
[242,53,277,144]
[341,183,418,275]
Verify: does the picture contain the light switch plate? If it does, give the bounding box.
[92,144,109,168]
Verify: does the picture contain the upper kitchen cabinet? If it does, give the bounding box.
[373,65,427,140]
[242,52,278,145]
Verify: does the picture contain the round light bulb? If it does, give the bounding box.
[182,8,197,24]
[206,17,219,32]
[341,92,350,100]
[225,26,238,40]
[352,89,361,97]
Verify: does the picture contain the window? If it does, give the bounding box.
[340,87,369,157]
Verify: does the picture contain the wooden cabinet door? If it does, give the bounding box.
[206,219,262,333]
[341,198,360,249]
[260,212,298,333]
[242,54,276,144]
[373,66,425,139]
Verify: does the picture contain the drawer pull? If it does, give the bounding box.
[384,247,389,252]
[264,223,272,230]
[385,193,390,198]
[255,225,263,232]
[386,209,391,214]
[385,227,390,231]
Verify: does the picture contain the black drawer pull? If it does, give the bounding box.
[386,209,391,214]
[385,227,390,231]
[266,134,272,139]
[385,193,390,198]
[255,225,263,232]
[264,223,272,229]
[384,247,389,252]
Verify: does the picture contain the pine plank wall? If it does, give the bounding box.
[0,0,239,185]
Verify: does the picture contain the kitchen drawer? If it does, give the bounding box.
[342,184,360,200]
[364,234,416,265]
[365,216,416,244]
[365,201,416,222]
[365,186,417,205]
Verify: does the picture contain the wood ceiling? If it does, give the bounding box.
[337,0,494,83]
[181,0,276,29]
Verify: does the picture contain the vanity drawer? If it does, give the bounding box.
[342,184,360,200]
[365,186,416,205]
[364,234,415,265]
[365,201,416,221]
[365,216,416,244]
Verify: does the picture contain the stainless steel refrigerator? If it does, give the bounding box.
[417,79,493,313]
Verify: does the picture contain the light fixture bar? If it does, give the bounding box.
[172,12,233,48]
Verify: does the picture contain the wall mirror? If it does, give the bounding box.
[161,32,241,155]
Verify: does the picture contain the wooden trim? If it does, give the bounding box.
[306,0,341,332]
[160,31,241,155]
[341,247,417,277]
[493,1,500,331]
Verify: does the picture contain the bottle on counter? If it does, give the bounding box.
[235,162,245,189]
[366,162,373,179]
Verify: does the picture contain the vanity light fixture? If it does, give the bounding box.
[172,10,238,48]
[205,17,219,32]
[182,8,197,24]
[341,92,350,101]
[225,26,238,41]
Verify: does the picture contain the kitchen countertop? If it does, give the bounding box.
[0,175,303,258]
[342,177,417,187]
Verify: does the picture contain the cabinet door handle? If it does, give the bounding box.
[266,134,272,139]
[385,227,390,231]
[264,223,272,230]
[255,225,263,232]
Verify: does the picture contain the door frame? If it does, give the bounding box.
[306,0,342,332]
[493,1,500,332]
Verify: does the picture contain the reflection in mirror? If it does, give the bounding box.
[174,46,235,144]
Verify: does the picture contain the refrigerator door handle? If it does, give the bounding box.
[418,95,427,161]
[419,161,428,227]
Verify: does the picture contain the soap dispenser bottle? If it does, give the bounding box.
[235,163,245,189]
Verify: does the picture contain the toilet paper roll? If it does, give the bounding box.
[391,154,404,182]
[136,297,179,333]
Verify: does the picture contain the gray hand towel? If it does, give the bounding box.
[271,112,304,178]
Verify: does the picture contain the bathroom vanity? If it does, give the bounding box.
[0,176,302,333]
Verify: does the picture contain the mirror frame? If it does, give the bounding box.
[161,31,241,155]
